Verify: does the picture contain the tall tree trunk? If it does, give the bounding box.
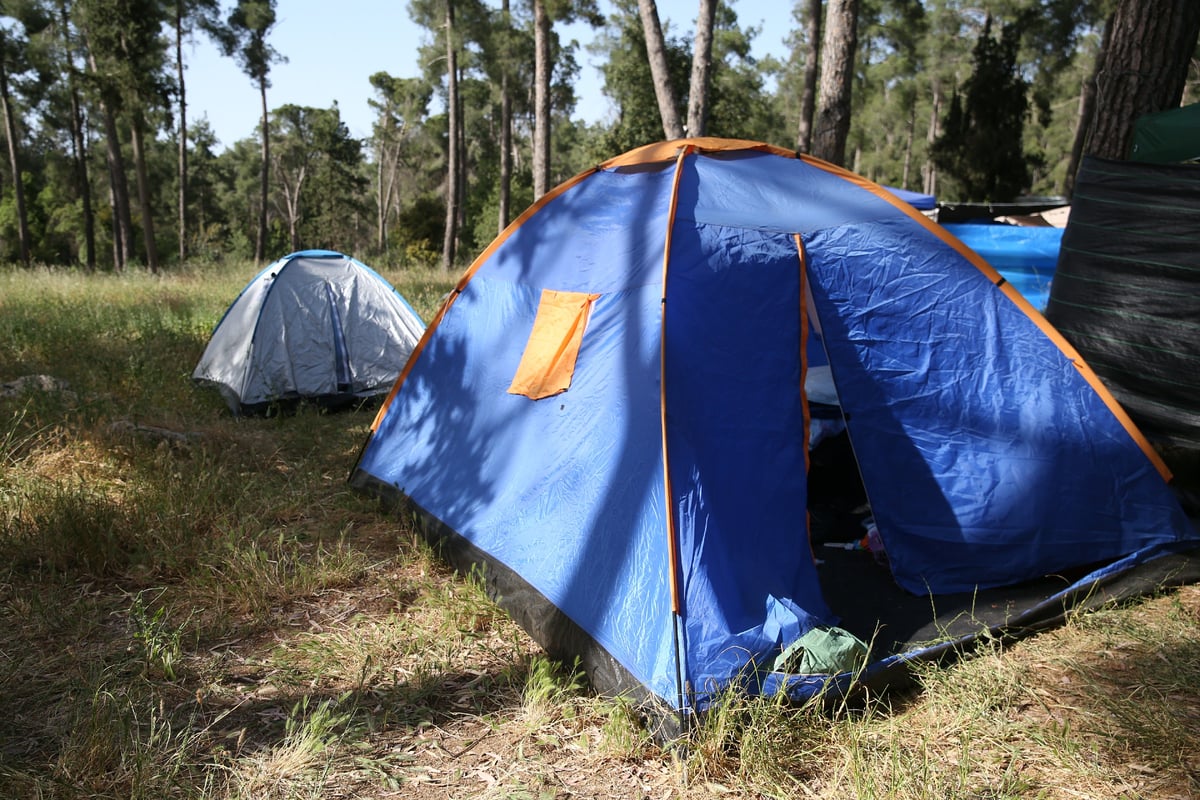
[498,0,512,232]
[532,0,551,198]
[58,1,95,270]
[1064,18,1112,198]
[274,159,304,252]
[922,80,941,196]
[902,104,915,188]
[441,0,460,270]
[376,151,386,252]
[130,117,159,273]
[811,0,858,166]
[107,181,121,268]
[456,62,467,235]
[796,0,822,152]
[686,0,717,136]
[1085,0,1200,161]
[637,0,683,140]
[175,0,188,263]
[381,137,404,253]
[0,57,31,267]
[85,44,134,270]
[255,80,268,264]
[68,83,96,270]
[100,102,134,270]
[375,120,403,253]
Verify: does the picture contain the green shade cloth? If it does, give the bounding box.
[1131,103,1200,164]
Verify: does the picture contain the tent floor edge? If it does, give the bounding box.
[234,392,387,418]
[788,544,1200,713]
[347,470,686,743]
[1060,545,1200,616]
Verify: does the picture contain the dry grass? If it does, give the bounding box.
[1,261,1198,799]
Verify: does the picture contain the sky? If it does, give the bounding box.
[184,0,797,151]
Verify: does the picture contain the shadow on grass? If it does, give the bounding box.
[194,662,532,754]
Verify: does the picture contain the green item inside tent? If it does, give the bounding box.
[773,626,870,676]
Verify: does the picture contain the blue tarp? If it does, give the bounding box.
[941,223,1064,310]
[885,185,937,210]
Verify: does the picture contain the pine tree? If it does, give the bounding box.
[930,15,1030,202]
[215,0,283,265]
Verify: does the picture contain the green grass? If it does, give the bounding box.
[1,261,1198,799]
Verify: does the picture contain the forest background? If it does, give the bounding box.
[0,0,1197,275]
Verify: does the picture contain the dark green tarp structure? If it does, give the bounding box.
[1046,156,1200,457]
[1131,103,1200,164]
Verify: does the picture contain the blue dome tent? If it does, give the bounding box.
[350,140,1198,730]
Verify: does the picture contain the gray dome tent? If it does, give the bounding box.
[194,250,425,415]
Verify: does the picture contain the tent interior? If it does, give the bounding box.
[814,539,1200,694]
[811,475,1199,666]
[796,321,1200,683]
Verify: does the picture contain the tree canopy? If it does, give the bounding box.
[0,0,1194,270]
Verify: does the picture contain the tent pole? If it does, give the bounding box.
[660,144,693,725]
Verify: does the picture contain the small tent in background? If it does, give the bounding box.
[351,139,1198,730]
[194,250,425,415]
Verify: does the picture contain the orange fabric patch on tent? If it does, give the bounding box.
[508,290,601,400]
